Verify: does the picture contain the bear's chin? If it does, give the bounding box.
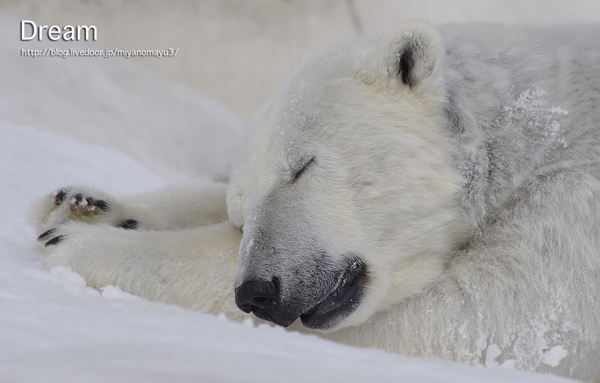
[299,258,368,330]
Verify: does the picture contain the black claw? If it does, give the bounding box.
[119,219,138,230]
[38,228,56,242]
[90,200,109,212]
[53,190,66,205]
[85,197,94,206]
[45,235,65,247]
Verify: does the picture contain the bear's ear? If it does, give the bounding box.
[372,21,444,89]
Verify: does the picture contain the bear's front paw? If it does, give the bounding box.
[32,222,120,270]
[41,187,112,224]
[62,190,111,219]
[32,186,139,245]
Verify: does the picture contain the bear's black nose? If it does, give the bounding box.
[235,279,277,318]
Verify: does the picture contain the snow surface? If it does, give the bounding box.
[0,10,579,383]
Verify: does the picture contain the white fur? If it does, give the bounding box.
[32,22,599,381]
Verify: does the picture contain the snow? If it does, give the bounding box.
[0,10,578,383]
[542,347,569,368]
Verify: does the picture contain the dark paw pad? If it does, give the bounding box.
[119,219,138,230]
[68,194,109,217]
[69,194,86,206]
[90,200,110,212]
[53,190,66,205]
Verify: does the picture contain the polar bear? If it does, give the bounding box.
[33,22,600,381]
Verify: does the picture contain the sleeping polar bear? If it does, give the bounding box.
[33,22,599,381]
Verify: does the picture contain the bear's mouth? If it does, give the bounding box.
[299,258,367,330]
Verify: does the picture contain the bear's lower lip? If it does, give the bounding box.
[300,258,367,330]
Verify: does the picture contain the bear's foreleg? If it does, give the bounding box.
[31,181,229,239]
[40,220,247,321]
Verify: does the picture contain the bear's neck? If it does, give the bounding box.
[440,27,575,231]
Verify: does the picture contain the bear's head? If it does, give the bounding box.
[227,21,471,331]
